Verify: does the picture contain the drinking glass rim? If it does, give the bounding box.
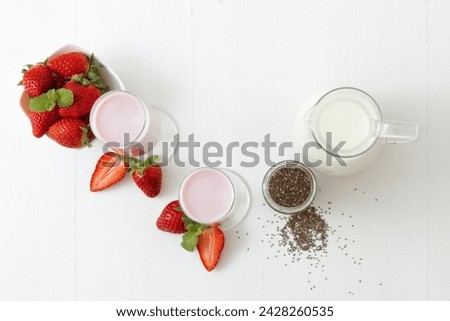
[90,90,149,148]
[178,167,237,225]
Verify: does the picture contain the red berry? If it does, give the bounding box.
[21,64,55,97]
[59,81,101,118]
[54,74,66,89]
[47,52,89,79]
[47,118,91,149]
[29,107,60,138]
[197,226,225,272]
[90,152,126,192]
[156,201,187,234]
[132,165,162,198]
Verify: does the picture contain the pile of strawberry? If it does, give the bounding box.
[157,201,225,272]
[19,52,106,148]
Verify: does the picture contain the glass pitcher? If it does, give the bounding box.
[295,87,419,176]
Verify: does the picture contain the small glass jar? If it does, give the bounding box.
[262,160,317,214]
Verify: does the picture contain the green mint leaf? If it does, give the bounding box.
[29,94,55,112]
[181,226,204,252]
[180,215,206,252]
[181,231,198,252]
[44,101,56,111]
[56,88,74,107]
[46,89,57,102]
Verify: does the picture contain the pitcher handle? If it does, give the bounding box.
[379,121,419,144]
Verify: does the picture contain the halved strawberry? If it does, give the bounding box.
[90,152,126,192]
[156,201,187,234]
[197,226,225,272]
[47,52,89,79]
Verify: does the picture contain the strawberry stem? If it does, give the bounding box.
[80,126,93,148]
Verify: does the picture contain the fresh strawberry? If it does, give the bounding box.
[90,152,126,192]
[58,81,101,118]
[129,156,162,198]
[47,52,89,79]
[20,64,55,97]
[54,74,66,89]
[29,107,60,138]
[197,226,225,272]
[47,118,91,148]
[156,201,187,234]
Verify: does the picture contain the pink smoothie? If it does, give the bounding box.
[179,168,235,224]
[90,91,160,153]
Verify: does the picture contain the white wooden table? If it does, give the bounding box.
[1,0,449,300]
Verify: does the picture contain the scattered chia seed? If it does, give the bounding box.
[254,184,379,295]
[279,206,329,253]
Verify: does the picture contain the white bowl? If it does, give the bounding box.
[20,43,125,117]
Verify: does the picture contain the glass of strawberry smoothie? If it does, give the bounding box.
[178,167,250,230]
[90,90,178,159]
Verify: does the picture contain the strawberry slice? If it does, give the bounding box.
[196,226,225,272]
[90,152,126,192]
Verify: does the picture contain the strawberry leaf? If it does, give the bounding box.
[86,55,106,91]
[80,126,93,148]
[29,93,56,112]
[126,157,140,175]
[56,88,74,107]
[142,155,160,168]
[71,74,92,86]
[182,214,197,228]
